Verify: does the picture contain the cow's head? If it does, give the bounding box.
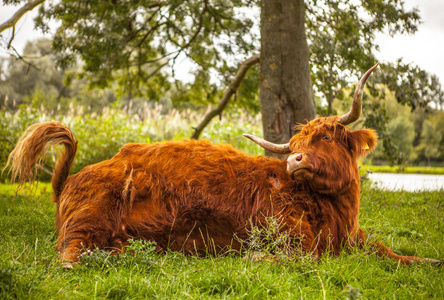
[244,64,378,193]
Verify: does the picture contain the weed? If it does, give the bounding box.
[238,214,315,265]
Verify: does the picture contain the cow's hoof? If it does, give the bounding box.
[63,261,74,269]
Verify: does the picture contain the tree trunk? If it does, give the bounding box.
[327,91,333,116]
[259,0,315,158]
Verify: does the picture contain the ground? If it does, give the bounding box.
[0,181,443,299]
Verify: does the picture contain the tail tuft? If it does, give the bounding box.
[4,121,77,198]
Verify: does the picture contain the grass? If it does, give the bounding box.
[1,182,443,299]
[362,165,444,175]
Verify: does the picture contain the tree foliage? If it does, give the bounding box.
[376,60,444,110]
[4,0,438,113]
[0,38,117,112]
[306,0,424,115]
[33,0,258,99]
[415,112,444,166]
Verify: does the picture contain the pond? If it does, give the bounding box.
[368,172,444,192]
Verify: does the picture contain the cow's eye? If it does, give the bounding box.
[322,135,331,141]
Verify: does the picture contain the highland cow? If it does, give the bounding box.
[6,64,441,268]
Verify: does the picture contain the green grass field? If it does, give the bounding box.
[362,165,444,175]
[1,182,443,299]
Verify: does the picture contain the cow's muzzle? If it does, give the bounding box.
[287,153,304,177]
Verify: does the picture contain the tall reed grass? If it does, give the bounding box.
[1,103,264,180]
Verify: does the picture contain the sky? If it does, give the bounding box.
[1,0,444,86]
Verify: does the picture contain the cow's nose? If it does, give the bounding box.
[287,153,303,174]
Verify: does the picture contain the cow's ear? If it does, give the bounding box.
[348,129,377,157]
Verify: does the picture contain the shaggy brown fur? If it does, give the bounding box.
[5,119,441,266]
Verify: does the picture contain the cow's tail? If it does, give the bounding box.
[4,121,77,201]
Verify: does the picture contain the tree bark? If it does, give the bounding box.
[260,0,316,158]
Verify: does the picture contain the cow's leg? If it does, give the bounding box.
[58,235,88,268]
[358,228,442,265]
[373,242,442,265]
[56,216,120,268]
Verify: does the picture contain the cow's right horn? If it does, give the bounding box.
[243,134,291,154]
[338,63,379,125]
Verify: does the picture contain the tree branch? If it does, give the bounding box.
[0,0,46,34]
[7,45,41,71]
[191,54,260,139]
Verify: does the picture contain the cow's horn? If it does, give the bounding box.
[243,134,291,154]
[338,63,379,125]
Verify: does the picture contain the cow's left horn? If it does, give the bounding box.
[243,134,291,154]
[338,63,379,125]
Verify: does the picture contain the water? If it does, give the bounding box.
[368,172,444,192]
